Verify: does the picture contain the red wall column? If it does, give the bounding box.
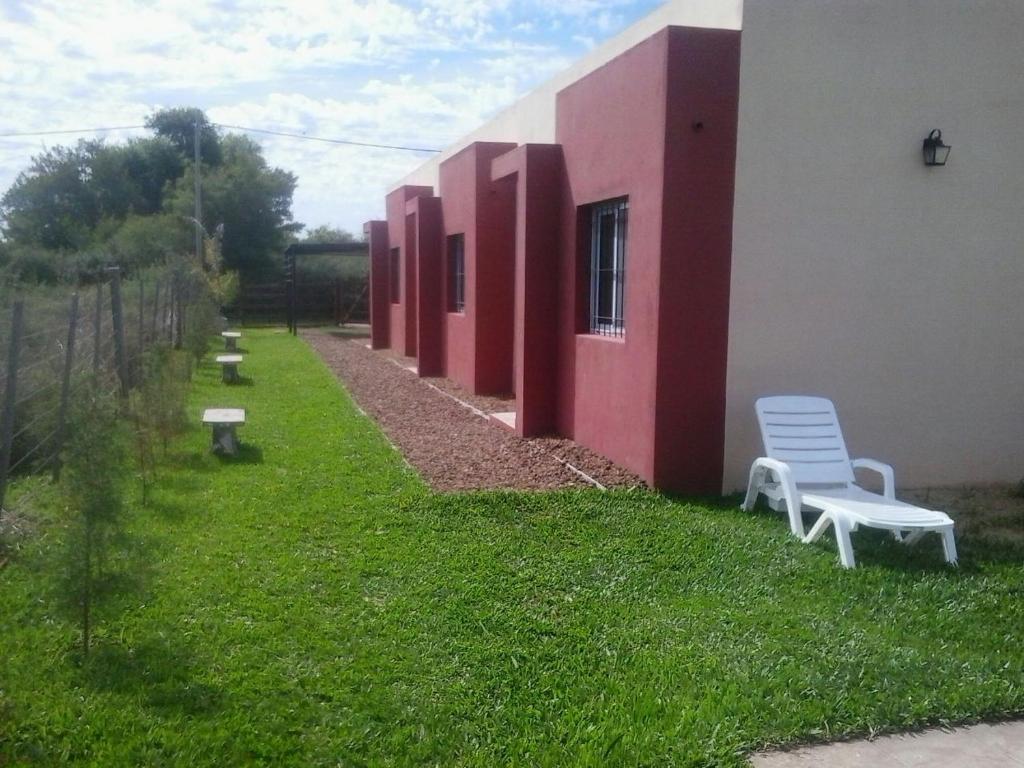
[410,196,444,377]
[554,30,671,481]
[493,144,564,437]
[552,26,740,493]
[386,185,432,357]
[653,27,741,494]
[403,213,418,358]
[438,142,517,395]
[473,146,518,395]
[364,220,390,350]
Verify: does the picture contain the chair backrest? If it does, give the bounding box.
[755,396,855,486]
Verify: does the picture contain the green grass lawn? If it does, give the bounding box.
[1,329,1022,766]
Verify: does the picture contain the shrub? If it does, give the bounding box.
[140,344,189,454]
[60,382,127,658]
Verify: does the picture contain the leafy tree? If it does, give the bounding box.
[293,226,368,282]
[0,243,66,284]
[107,214,192,270]
[1,108,299,283]
[0,142,100,250]
[145,107,221,167]
[301,225,359,244]
[102,137,185,215]
[0,136,185,255]
[165,134,300,278]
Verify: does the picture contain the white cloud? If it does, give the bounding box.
[0,0,662,233]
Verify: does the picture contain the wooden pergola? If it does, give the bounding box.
[284,242,368,335]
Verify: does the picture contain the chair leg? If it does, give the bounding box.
[803,512,833,544]
[741,467,763,512]
[833,517,857,568]
[940,528,958,565]
[803,513,858,568]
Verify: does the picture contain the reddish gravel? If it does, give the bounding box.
[303,329,645,492]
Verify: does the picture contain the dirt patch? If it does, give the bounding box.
[303,330,644,492]
[904,484,1024,548]
[0,505,39,559]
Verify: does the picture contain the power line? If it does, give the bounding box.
[0,125,147,138]
[0,122,443,154]
[212,123,442,153]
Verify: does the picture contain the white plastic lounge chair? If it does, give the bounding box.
[742,396,957,568]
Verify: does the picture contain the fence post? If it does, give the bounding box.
[137,278,145,369]
[108,267,129,397]
[164,280,173,342]
[179,282,188,351]
[288,251,297,334]
[93,282,103,375]
[0,301,25,516]
[52,293,79,481]
[151,279,161,342]
[173,273,184,349]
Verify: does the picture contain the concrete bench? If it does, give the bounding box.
[222,331,242,351]
[216,354,243,384]
[202,408,246,455]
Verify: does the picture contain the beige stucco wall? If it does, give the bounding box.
[393,0,743,191]
[723,0,1024,491]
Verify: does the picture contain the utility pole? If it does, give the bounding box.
[193,120,203,267]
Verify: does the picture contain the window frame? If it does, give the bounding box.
[447,234,466,313]
[588,197,628,337]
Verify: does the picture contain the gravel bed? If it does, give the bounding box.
[303,330,645,492]
[368,344,515,414]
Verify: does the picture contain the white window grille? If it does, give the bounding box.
[589,198,628,336]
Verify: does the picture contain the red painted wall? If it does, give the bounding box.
[552,26,740,492]
[371,26,740,495]
[385,185,432,358]
[365,220,389,349]
[438,142,517,395]
[410,196,444,377]
[492,144,564,437]
[438,147,479,388]
[653,27,740,493]
[554,29,673,482]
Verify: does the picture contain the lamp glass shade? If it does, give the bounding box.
[923,131,951,166]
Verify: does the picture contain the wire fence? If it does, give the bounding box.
[0,265,206,519]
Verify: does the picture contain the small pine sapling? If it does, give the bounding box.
[128,390,157,506]
[60,384,127,659]
[142,345,188,455]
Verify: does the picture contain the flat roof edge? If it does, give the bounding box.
[388,0,744,194]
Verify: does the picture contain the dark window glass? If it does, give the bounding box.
[588,198,628,336]
[448,234,465,312]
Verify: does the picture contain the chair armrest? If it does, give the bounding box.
[743,457,805,537]
[851,458,895,499]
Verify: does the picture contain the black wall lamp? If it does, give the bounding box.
[923,129,951,166]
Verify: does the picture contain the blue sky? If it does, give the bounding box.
[0,0,663,235]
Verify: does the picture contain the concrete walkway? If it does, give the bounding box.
[751,721,1024,767]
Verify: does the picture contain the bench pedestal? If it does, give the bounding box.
[216,354,243,384]
[202,408,246,457]
[211,424,241,455]
[222,331,242,351]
